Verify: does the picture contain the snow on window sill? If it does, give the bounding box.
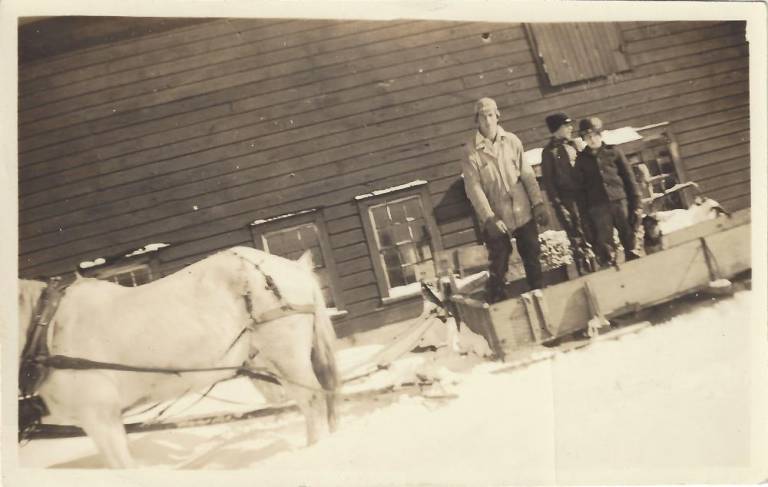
[327,308,348,319]
[381,282,423,305]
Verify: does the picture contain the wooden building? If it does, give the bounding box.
[18,18,750,336]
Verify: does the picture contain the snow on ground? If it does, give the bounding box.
[17,290,765,485]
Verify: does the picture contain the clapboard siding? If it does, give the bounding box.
[19,18,750,334]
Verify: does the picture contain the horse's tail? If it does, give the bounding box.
[310,284,339,432]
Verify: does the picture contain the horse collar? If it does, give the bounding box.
[20,277,68,398]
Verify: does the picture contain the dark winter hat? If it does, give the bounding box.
[545,112,572,133]
[579,117,604,136]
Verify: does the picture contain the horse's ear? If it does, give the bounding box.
[296,250,314,270]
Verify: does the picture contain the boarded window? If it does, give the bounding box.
[528,23,630,87]
[357,181,444,302]
[250,209,343,311]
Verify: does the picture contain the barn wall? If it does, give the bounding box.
[18,18,749,335]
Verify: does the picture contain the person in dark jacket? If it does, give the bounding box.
[540,112,597,275]
[576,117,642,266]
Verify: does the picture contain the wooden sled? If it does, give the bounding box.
[450,209,751,361]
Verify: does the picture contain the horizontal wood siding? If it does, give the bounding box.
[19,19,750,335]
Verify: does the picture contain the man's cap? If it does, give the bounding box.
[545,112,572,133]
[578,117,604,136]
[474,97,500,118]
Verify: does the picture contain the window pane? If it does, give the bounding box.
[371,206,390,228]
[392,223,412,244]
[403,198,422,221]
[400,264,416,285]
[382,248,401,269]
[377,227,394,248]
[386,265,406,288]
[399,243,419,265]
[388,202,408,224]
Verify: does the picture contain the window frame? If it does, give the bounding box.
[249,208,346,313]
[80,255,159,287]
[356,181,444,304]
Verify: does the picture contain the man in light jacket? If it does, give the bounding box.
[462,97,549,303]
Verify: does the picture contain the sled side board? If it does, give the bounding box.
[662,209,750,249]
[482,217,751,359]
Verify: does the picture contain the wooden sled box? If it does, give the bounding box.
[450,209,751,361]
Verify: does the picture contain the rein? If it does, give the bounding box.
[31,354,282,385]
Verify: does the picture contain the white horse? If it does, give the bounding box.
[18,246,339,468]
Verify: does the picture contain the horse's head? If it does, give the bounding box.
[296,250,315,271]
[18,279,47,357]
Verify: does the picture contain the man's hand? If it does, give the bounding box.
[557,204,573,230]
[628,207,643,229]
[484,217,509,239]
[533,203,549,227]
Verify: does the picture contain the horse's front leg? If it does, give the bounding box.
[44,371,136,468]
[80,407,135,468]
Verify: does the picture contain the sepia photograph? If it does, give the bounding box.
[2,1,766,485]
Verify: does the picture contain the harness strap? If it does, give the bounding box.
[238,254,316,324]
[35,354,282,385]
[20,277,67,398]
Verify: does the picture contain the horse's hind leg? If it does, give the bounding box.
[250,317,328,445]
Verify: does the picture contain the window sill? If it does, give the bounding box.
[380,287,423,306]
[328,308,349,319]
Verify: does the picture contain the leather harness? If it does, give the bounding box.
[18,257,316,398]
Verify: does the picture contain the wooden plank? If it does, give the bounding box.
[703,222,751,278]
[20,19,389,103]
[336,257,374,278]
[683,141,750,171]
[20,18,331,101]
[623,21,734,53]
[19,20,445,122]
[19,26,736,163]
[19,22,514,135]
[486,297,531,352]
[698,169,751,193]
[629,31,747,67]
[22,58,748,222]
[20,153,461,254]
[339,270,377,291]
[708,182,751,207]
[673,108,749,145]
[19,25,526,154]
[621,21,728,43]
[721,193,750,212]
[20,44,534,180]
[679,129,750,160]
[19,43,532,181]
[20,18,246,81]
[19,40,532,168]
[687,156,750,181]
[662,209,750,248]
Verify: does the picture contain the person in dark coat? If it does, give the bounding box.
[540,112,597,275]
[576,117,642,266]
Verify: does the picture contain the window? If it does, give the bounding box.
[78,243,168,287]
[527,23,630,87]
[250,208,344,312]
[356,180,443,303]
[90,262,155,286]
